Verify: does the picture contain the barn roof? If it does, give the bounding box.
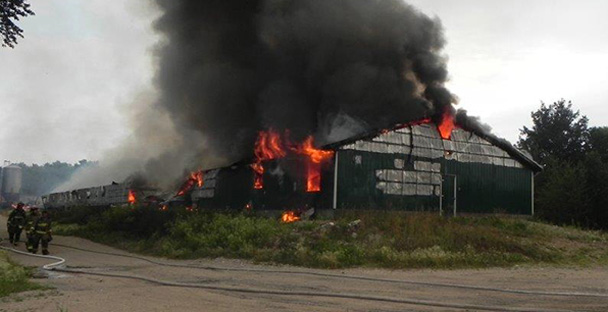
[323,122,543,173]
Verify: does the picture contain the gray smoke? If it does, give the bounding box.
[153,0,456,165]
[56,0,458,192]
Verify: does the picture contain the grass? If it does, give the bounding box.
[0,251,45,298]
[52,206,608,269]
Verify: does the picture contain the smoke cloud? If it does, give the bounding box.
[58,0,457,191]
[153,0,455,163]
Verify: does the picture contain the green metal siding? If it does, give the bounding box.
[197,165,253,210]
[336,150,533,215]
[336,150,439,211]
[194,122,535,216]
[442,160,532,215]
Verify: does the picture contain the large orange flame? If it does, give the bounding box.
[281,210,301,223]
[176,170,204,197]
[297,136,335,164]
[254,130,286,160]
[251,131,333,192]
[252,130,286,190]
[128,190,136,205]
[437,108,455,140]
[295,136,334,192]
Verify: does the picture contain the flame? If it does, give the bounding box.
[254,130,286,160]
[252,130,286,190]
[281,210,301,223]
[250,131,333,192]
[251,162,264,190]
[295,136,334,192]
[176,170,204,196]
[193,171,204,188]
[437,108,455,140]
[394,109,455,140]
[297,136,334,164]
[128,190,136,204]
[306,165,322,192]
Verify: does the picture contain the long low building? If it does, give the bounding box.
[42,182,160,209]
[42,122,541,215]
[192,123,542,216]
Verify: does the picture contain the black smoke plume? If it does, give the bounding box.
[55,0,459,192]
[153,0,456,166]
[55,0,458,192]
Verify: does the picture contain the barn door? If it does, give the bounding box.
[442,175,458,217]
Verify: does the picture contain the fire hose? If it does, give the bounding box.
[0,239,598,312]
[49,242,608,299]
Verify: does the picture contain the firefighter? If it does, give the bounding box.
[7,203,26,246]
[25,207,40,253]
[31,210,52,255]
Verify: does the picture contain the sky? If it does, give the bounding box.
[1,0,607,165]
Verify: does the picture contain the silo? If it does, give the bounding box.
[1,164,22,202]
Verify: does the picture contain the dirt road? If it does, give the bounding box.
[1,215,608,312]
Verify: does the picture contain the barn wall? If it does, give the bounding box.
[193,165,253,210]
[443,160,532,214]
[192,124,535,215]
[194,157,334,211]
[335,150,440,211]
[336,124,534,215]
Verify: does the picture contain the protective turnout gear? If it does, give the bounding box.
[25,208,40,253]
[7,204,26,246]
[30,212,52,255]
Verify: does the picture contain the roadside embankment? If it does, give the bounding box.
[51,206,608,269]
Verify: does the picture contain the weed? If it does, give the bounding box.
[52,208,608,269]
[0,251,45,298]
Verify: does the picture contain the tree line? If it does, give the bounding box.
[518,99,608,229]
[14,160,94,196]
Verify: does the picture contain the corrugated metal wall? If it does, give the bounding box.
[336,124,534,215]
[335,150,439,211]
[192,123,534,215]
[442,160,531,214]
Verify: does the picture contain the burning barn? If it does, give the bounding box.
[144,1,542,217]
[191,119,542,216]
[44,1,543,216]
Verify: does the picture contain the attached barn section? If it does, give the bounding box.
[193,123,542,216]
[333,124,541,215]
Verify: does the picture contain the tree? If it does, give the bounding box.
[583,152,608,228]
[536,158,591,227]
[520,101,608,229]
[589,127,608,162]
[0,0,34,48]
[518,99,589,166]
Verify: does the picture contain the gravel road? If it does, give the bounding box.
[1,215,608,312]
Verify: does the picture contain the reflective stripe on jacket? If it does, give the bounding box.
[34,217,52,235]
[26,215,40,233]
